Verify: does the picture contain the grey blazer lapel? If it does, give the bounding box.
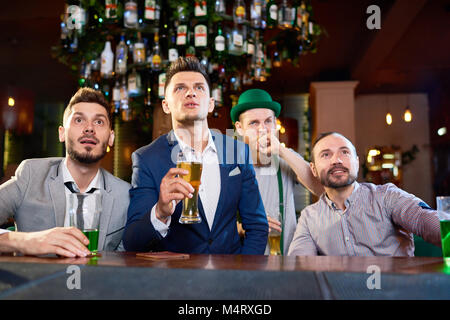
[48,161,66,227]
[98,169,113,251]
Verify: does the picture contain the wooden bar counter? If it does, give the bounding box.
[0,252,449,300]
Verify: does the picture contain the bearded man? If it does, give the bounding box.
[0,88,130,257]
[288,132,446,256]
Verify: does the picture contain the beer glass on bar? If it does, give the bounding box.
[437,196,450,265]
[69,193,102,255]
[268,210,282,255]
[177,150,203,224]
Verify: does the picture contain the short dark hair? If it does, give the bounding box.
[63,88,112,128]
[164,56,211,94]
[311,132,356,162]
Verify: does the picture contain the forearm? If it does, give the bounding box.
[279,146,324,196]
[123,210,163,252]
[0,232,24,253]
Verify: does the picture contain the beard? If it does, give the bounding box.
[320,165,356,189]
[67,136,107,164]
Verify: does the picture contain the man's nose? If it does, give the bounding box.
[185,87,197,97]
[83,122,95,134]
[331,153,343,164]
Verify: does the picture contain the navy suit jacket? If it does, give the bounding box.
[123,130,268,254]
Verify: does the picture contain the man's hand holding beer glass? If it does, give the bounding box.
[155,167,195,224]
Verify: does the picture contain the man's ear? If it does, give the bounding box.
[234,121,244,136]
[108,130,115,147]
[208,97,215,113]
[161,99,171,114]
[58,126,65,143]
[310,161,318,178]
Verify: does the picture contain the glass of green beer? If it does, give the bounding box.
[68,193,102,256]
[437,196,450,266]
[177,150,202,224]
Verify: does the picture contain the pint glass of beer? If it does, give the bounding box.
[177,150,203,224]
[268,210,282,255]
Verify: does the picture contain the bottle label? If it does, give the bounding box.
[128,74,137,92]
[158,73,166,98]
[215,35,225,51]
[145,0,156,20]
[152,54,161,67]
[269,5,277,20]
[296,7,303,27]
[195,1,207,17]
[251,2,262,19]
[169,48,179,62]
[233,33,243,47]
[113,87,121,102]
[247,42,255,55]
[235,6,245,18]
[177,25,187,45]
[195,25,207,47]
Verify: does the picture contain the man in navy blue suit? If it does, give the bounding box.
[123,57,268,254]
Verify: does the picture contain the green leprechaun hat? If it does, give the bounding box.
[230,89,281,123]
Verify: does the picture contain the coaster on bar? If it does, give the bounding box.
[136,251,190,260]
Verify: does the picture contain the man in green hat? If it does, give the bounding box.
[231,88,324,255]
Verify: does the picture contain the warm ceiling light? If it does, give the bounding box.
[386,112,392,125]
[8,97,15,107]
[280,126,286,134]
[437,127,447,136]
[403,107,412,122]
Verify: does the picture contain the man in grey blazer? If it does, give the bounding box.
[0,88,130,257]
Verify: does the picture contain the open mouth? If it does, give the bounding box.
[79,138,98,146]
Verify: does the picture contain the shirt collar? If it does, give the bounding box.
[322,181,360,210]
[62,158,102,193]
[173,129,217,155]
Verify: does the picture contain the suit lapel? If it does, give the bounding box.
[48,161,66,227]
[210,164,231,232]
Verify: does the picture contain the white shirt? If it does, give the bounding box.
[151,130,221,236]
[62,159,102,228]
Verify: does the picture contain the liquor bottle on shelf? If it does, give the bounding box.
[246,29,255,56]
[214,24,226,58]
[228,24,244,56]
[194,23,208,48]
[266,0,278,28]
[151,32,162,71]
[233,0,246,24]
[105,0,118,21]
[158,72,166,99]
[212,81,224,108]
[250,0,263,28]
[195,0,208,19]
[293,1,306,31]
[133,32,146,64]
[128,68,142,97]
[115,33,128,76]
[120,76,132,121]
[112,80,121,115]
[214,0,226,15]
[168,27,179,62]
[278,0,292,29]
[91,57,101,90]
[100,40,114,79]
[143,0,160,26]
[124,0,138,28]
[176,8,189,58]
